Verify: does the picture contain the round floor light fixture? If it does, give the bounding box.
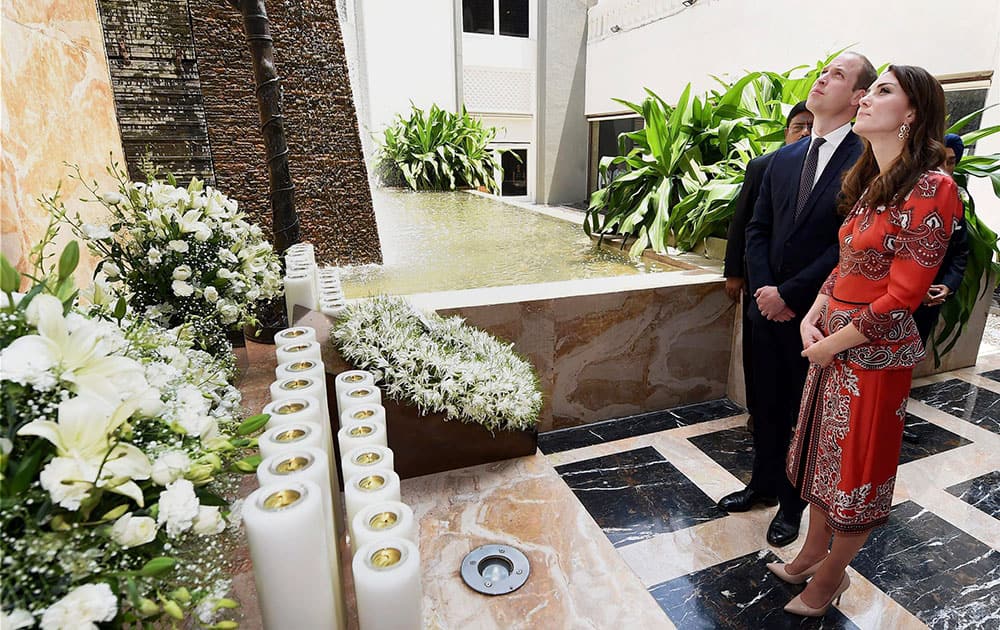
[460,544,530,595]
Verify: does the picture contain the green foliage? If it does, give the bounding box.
[586,51,848,256]
[374,104,506,193]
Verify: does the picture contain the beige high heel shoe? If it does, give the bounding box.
[783,572,851,617]
[766,557,826,584]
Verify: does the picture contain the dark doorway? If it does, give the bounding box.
[501,148,528,196]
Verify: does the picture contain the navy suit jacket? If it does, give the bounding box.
[724,151,777,278]
[745,131,863,316]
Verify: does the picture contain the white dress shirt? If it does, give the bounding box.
[811,121,853,186]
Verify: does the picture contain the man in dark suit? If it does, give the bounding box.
[718,52,878,547]
[724,101,814,428]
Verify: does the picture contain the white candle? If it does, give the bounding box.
[337,420,387,458]
[263,394,335,480]
[321,303,347,319]
[275,358,326,384]
[283,272,317,324]
[320,287,345,300]
[352,537,422,630]
[337,385,381,418]
[351,501,417,553]
[334,371,375,415]
[275,340,323,365]
[244,481,342,630]
[339,403,386,429]
[341,444,394,487]
[259,423,325,460]
[344,470,401,526]
[270,376,330,420]
[274,326,317,347]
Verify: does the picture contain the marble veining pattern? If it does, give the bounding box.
[898,413,973,464]
[538,398,744,454]
[909,379,1000,434]
[945,470,1000,521]
[648,550,858,629]
[980,368,1000,383]
[687,426,755,485]
[851,501,1000,630]
[555,446,726,546]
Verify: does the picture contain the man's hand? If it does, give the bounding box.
[754,285,788,319]
[725,277,745,301]
[771,306,796,322]
[923,284,951,306]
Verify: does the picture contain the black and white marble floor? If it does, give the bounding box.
[540,353,1000,630]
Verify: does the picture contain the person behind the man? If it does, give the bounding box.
[718,52,878,548]
[723,101,813,431]
[913,133,969,345]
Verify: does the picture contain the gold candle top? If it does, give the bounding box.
[280,378,312,390]
[369,547,403,569]
[358,475,385,491]
[279,329,306,339]
[285,344,311,353]
[287,361,316,372]
[273,455,312,474]
[349,425,374,437]
[276,401,308,414]
[353,451,381,465]
[262,488,304,511]
[352,408,376,419]
[274,428,309,442]
[341,373,366,383]
[368,511,398,530]
[349,388,372,398]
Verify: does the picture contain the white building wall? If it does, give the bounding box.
[357,0,457,134]
[586,0,1000,226]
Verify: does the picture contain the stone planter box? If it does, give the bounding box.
[293,309,539,483]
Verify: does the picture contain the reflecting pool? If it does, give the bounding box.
[338,189,681,297]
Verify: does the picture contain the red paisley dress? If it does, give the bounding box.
[786,171,963,533]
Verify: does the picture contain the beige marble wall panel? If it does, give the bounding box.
[2,0,125,282]
[443,282,735,431]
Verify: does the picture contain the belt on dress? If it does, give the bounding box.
[831,294,869,306]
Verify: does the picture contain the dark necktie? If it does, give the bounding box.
[794,137,826,220]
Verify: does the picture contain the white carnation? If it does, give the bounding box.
[192,505,226,536]
[167,240,189,253]
[39,457,95,510]
[110,513,157,548]
[157,479,199,537]
[40,582,116,630]
[151,450,191,486]
[171,280,194,297]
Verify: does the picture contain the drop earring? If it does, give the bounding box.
[898,123,911,140]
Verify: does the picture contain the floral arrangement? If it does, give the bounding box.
[0,245,263,629]
[47,164,283,357]
[331,296,542,431]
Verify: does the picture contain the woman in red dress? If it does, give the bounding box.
[765,65,963,616]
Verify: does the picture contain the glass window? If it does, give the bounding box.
[463,0,494,34]
[499,0,529,38]
[944,87,988,153]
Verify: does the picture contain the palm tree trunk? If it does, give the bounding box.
[227,0,298,254]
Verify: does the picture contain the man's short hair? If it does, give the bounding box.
[785,101,810,128]
[845,51,878,91]
[944,133,965,162]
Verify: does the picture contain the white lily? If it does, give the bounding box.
[18,394,152,507]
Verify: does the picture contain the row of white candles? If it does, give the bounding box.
[282,242,349,324]
[244,326,421,630]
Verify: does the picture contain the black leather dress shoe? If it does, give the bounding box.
[767,508,803,547]
[717,487,779,512]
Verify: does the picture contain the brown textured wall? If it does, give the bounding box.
[189,0,381,265]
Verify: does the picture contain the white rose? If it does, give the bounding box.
[147,247,162,265]
[39,457,95,510]
[203,286,219,303]
[171,280,194,297]
[167,240,189,253]
[151,450,191,486]
[102,262,120,279]
[216,268,234,280]
[82,223,113,240]
[100,191,123,205]
[172,265,192,281]
[216,301,239,323]
[110,513,157,548]
[192,505,226,536]
[157,479,199,537]
[40,583,117,630]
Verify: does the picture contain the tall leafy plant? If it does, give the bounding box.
[374,105,505,193]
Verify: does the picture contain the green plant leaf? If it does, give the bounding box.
[57,241,79,281]
[139,556,177,577]
[236,413,269,436]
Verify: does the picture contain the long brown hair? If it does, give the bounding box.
[838,65,946,215]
